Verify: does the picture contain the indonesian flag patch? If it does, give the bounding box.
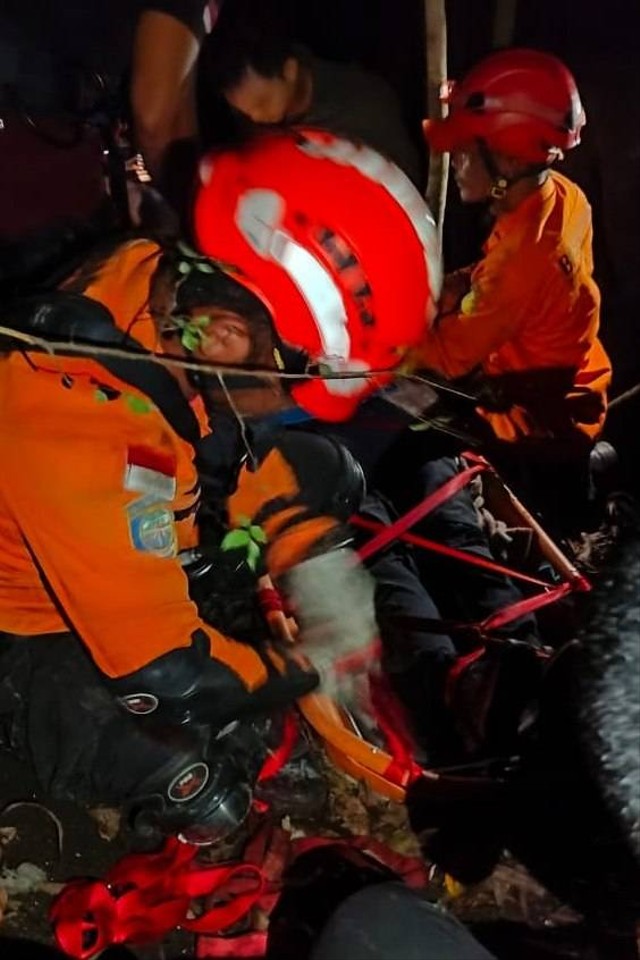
[124,446,177,502]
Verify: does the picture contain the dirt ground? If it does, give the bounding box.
[0,734,593,960]
[0,747,200,958]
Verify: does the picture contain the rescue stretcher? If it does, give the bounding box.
[260,452,591,804]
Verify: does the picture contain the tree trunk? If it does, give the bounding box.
[424,0,449,247]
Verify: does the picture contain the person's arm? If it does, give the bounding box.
[227,433,345,581]
[228,432,379,697]
[5,421,266,688]
[438,265,475,317]
[413,247,549,379]
[130,7,204,181]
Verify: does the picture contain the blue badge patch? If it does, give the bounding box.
[127,497,178,558]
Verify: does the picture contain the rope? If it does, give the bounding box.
[0,323,479,402]
[216,371,257,466]
[608,381,640,411]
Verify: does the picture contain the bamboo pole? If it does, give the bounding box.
[424,0,450,246]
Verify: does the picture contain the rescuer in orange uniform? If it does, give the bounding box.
[0,236,377,843]
[418,49,612,532]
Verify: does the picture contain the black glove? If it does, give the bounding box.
[106,630,318,732]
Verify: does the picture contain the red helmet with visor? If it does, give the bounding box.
[194,129,441,421]
[424,48,585,165]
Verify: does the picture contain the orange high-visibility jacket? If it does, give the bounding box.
[415,172,612,442]
[0,240,335,681]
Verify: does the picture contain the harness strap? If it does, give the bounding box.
[352,514,555,590]
[357,461,486,562]
[50,837,264,959]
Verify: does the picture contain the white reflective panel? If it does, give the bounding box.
[236,188,284,255]
[236,189,351,360]
[275,236,350,359]
[297,135,443,303]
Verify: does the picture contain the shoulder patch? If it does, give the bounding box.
[126,497,178,558]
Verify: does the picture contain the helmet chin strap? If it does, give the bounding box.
[476,139,547,201]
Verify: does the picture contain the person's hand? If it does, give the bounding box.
[439,267,473,316]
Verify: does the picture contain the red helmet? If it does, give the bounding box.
[193,129,440,421]
[424,48,585,164]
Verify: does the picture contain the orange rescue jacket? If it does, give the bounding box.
[414,172,612,442]
[0,240,335,680]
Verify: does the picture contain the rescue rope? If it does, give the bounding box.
[0,324,399,380]
[608,380,640,411]
[215,368,258,466]
[0,323,475,400]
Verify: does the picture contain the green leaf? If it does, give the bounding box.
[177,261,191,275]
[192,315,211,328]
[246,540,261,571]
[124,394,153,414]
[221,529,251,551]
[235,515,251,530]
[94,388,109,404]
[181,329,201,352]
[177,240,199,258]
[195,262,215,274]
[249,525,267,544]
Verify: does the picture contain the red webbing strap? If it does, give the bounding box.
[198,934,268,956]
[356,516,579,631]
[291,835,429,888]
[369,671,423,786]
[257,710,298,783]
[479,579,576,631]
[50,838,264,959]
[357,462,486,562]
[445,646,487,705]
[196,826,429,957]
[353,515,555,590]
[353,456,591,632]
